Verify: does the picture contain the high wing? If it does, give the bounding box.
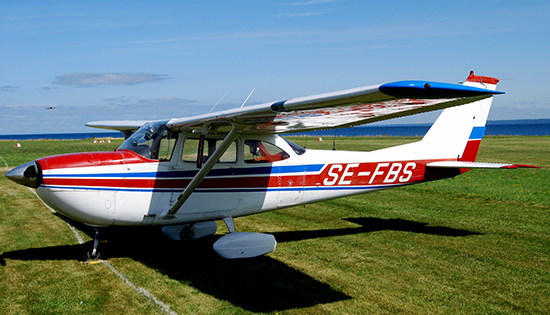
[86,78,503,137]
[164,80,503,135]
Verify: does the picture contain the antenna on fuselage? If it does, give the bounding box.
[240,88,256,108]
[208,95,226,114]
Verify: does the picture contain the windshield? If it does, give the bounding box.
[118,121,178,160]
[283,138,306,155]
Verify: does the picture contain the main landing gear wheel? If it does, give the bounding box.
[179,223,195,240]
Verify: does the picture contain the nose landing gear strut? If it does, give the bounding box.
[85,228,104,260]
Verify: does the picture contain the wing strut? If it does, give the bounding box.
[159,124,244,220]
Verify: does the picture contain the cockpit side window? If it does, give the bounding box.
[156,132,178,161]
[244,140,290,163]
[117,121,178,161]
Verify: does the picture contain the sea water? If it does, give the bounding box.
[1,122,548,140]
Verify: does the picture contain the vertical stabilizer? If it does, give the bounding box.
[420,71,499,161]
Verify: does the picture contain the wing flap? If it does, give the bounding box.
[262,95,491,133]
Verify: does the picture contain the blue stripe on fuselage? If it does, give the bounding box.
[43,164,325,178]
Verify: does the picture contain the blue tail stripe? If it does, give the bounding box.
[469,126,486,140]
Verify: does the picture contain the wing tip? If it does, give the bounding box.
[379,80,503,99]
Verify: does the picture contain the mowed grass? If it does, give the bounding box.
[0,136,549,314]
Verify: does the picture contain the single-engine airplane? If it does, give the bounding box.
[6,71,537,259]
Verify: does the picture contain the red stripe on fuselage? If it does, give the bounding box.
[37,150,153,170]
[42,160,445,190]
[43,176,274,190]
[307,161,425,186]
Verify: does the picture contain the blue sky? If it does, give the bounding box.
[1,0,549,135]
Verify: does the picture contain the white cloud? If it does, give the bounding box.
[38,86,56,91]
[290,0,342,5]
[0,86,19,92]
[103,96,130,104]
[285,11,327,17]
[53,73,168,87]
[137,96,194,107]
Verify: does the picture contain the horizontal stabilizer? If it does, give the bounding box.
[85,120,154,139]
[85,120,152,131]
[426,161,540,169]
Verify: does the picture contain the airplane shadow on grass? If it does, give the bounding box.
[0,216,480,313]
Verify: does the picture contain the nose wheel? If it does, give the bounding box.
[85,229,104,260]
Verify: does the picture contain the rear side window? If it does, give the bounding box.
[244,140,290,163]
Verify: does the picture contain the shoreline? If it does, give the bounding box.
[1,134,549,142]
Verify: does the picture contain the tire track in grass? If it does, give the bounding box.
[1,155,10,174]
[102,261,178,315]
[0,155,8,168]
[28,187,178,315]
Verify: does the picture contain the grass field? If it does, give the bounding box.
[0,136,549,314]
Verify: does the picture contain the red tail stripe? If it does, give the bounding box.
[466,71,499,85]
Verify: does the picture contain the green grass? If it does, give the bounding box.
[1,136,549,314]
[0,138,124,169]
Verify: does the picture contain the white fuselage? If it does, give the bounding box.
[35,134,457,227]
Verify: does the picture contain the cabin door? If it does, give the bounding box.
[171,136,241,213]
